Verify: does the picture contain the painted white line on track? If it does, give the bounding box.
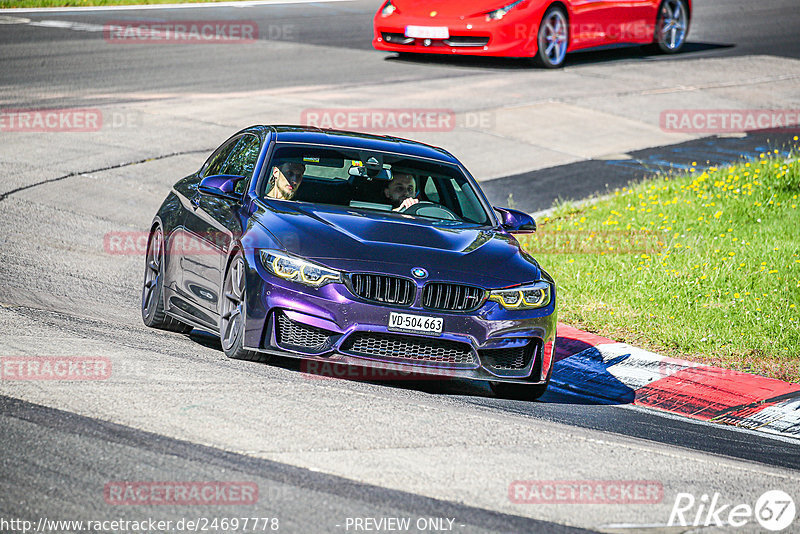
[1,0,352,14]
[28,19,105,31]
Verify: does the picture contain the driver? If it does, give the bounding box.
[266,161,305,201]
[384,172,419,211]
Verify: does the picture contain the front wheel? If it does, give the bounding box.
[533,6,568,68]
[220,253,269,362]
[652,0,689,53]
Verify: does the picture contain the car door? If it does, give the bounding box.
[568,0,618,48]
[181,134,261,323]
[623,0,661,44]
[570,0,652,47]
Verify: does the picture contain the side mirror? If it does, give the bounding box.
[198,174,245,201]
[494,207,536,233]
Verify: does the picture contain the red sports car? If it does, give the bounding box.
[373,0,690,67]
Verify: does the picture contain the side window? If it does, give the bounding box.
[221,135,262,194]
[222,134,261,179]
[451,179,484,223]
[202,137,240,178]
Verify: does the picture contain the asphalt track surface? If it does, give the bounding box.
[2,0,800,108]
[2,0,800,532]
[1,396,591,534]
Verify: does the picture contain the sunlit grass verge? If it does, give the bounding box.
[520,144,800,383]
[1,0,242,8]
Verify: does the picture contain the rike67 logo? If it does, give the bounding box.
[669,490,796,531]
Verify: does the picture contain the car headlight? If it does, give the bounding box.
[486,0,524,21]
[488,281,551,309]
[259,250,342,288]
[380,0,396,17]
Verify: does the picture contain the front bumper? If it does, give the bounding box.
[372,12,540,58]
[242,250,557,384]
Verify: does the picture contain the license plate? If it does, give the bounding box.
[405,25,449,39]
[388,312,443,336]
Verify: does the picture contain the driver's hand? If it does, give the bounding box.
[395,198,419,211]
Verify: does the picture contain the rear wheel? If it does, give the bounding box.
[652,0,689,53]
[141,226,192,333]
[533,6,568,68]
[220,253,269,362]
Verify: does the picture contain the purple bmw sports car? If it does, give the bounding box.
[142,126,557,400]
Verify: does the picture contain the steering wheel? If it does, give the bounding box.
[400,201,460,220]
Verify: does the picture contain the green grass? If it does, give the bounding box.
[520,142,800,383]
[1,0,242,7]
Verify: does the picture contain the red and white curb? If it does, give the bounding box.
[552,324,800,439]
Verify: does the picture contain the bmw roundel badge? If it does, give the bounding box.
[411,267,428,279]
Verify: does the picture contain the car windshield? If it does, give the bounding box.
[260,144,492,225]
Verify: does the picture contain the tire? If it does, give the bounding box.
[652,0,689,54]
[533,6,569,68]
[141,226,193,333]
[220,252,269,362]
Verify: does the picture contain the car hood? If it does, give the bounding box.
[253,201,541,287]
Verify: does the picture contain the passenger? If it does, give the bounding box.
[266,162,305,200]
[384,172,419,211]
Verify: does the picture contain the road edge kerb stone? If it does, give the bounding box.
[552,323,800,439]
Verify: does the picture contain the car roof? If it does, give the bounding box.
[244,125,459,164]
